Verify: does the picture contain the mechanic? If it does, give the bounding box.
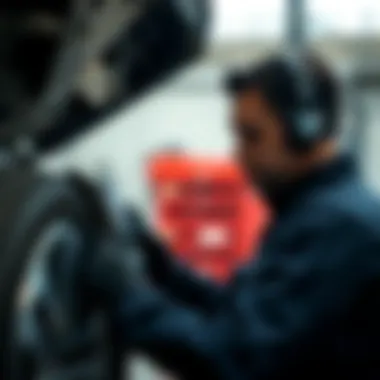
[89,54,380,379]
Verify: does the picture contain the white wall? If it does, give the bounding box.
[41,68,233,210]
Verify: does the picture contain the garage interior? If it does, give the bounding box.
[3,0,380,379]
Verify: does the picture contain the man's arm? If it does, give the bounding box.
[130,210,225,313]
[113,216,380,379]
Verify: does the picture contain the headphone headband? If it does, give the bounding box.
[281,52,326,151]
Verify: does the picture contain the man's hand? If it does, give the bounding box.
[123,208,225,313]
[86,233,149,309]
[123,208,173,275]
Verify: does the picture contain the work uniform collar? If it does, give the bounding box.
[269,154,357,216]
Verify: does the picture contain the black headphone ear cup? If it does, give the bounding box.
[287,117,307,152]
[284,109,324,152]
[280,55,326,152]
[280,110,304,152]
[296,111,324,140]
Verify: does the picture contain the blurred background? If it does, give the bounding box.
[40,0,380,210]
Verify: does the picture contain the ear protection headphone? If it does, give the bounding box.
[281,53,326,152]
[227,53,332,153]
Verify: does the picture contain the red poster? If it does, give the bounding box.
[147,152,270,283]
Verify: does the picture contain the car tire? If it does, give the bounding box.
[0,168,100,379]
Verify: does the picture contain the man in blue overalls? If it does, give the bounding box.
[90,55,380,380]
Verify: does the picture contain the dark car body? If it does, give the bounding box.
[0,0,209,153]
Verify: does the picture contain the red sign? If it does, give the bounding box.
[147,152,269,283]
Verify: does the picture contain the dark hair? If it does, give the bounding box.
[226,54,341,137]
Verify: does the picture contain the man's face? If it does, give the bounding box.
[231,89,299,194]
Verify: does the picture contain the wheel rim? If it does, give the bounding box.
[10,219,85,379]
